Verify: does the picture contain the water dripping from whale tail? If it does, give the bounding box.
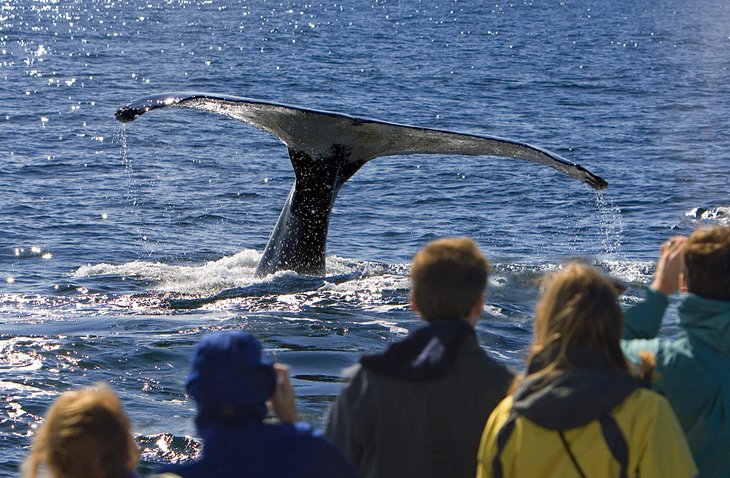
[593,190,625,260]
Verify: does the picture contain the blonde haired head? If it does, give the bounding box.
[527,262,628,378]
[23,384,139,478]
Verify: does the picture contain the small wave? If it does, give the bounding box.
[0,336,53,373]
[686,206,730,225]
[492,259,655,291]
[359,319,410,335]
[138,432,201,465]
[595,258,656,285]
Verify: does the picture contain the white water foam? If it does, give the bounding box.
[74,249,261,295]
[0,336,56,373]
[686,206,730,226]
[72,250,410,315]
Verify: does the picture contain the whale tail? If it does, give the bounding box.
[116,93,607,276]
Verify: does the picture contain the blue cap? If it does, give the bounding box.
[185,331,276,423]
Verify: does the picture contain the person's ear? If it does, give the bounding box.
[465,292,486,326]
[410,293,419,313]
[471,292,485,315]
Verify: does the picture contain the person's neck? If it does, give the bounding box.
[422,316,475,328]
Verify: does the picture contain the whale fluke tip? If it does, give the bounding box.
[115,94,185,123]
[588,174,608,190]
[115,105,140,123]
[593,177,609,190]
[576,164,608,190]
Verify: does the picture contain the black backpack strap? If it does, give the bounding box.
[492,411,518,478]
[598,414,629,478]
[558,430,588,478]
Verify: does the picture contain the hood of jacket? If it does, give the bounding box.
[359,319,475,380]
[679,293,730,353]
[512,347,641,430]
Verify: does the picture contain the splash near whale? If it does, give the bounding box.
[116,93,607,276]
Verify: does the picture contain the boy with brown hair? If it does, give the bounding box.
[326,237,514,478]
[622,225,730,478]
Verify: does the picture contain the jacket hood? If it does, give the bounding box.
[512,347,641,430]
[359,319,475,380]
[186,331,276,427]
[679,293,730,353]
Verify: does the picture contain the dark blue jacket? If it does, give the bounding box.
[156,419,357,478]
[157,331,357,478]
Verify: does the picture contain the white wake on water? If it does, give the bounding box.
[72,250,411,313]
[74,249,261,295]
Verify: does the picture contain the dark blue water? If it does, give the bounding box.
[1,0,729,474]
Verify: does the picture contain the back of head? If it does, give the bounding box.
[186,330,276,428]
[530,262,627,373]
[410,237,490,321]
[684,225,730,300]
[22,384,138,478]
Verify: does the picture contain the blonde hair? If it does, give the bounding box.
[684,225,730,300]
[522,262,628,385]
[22,384,139,478]
[410,237,490,321]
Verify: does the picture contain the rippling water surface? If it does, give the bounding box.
[1,0,729,474]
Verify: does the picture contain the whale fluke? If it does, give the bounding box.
[116,92,607,276]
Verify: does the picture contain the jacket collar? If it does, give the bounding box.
[512,347,641,429]
[359,319,475,380]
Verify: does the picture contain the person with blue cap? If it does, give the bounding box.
[155,330,358,478]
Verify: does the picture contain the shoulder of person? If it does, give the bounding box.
[341,362,362,380]
[463,339,514,375]
[616,386,673,420]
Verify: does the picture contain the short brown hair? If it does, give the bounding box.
[684,225,730,300]
[22,384,139,478]
[410,237,490,321]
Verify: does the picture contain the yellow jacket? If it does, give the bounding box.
[477,388,697,478]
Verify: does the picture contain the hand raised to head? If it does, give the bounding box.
[268,364,299,424]
[651,236,687,296]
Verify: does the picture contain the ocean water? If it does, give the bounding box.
[1,0,729,474]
